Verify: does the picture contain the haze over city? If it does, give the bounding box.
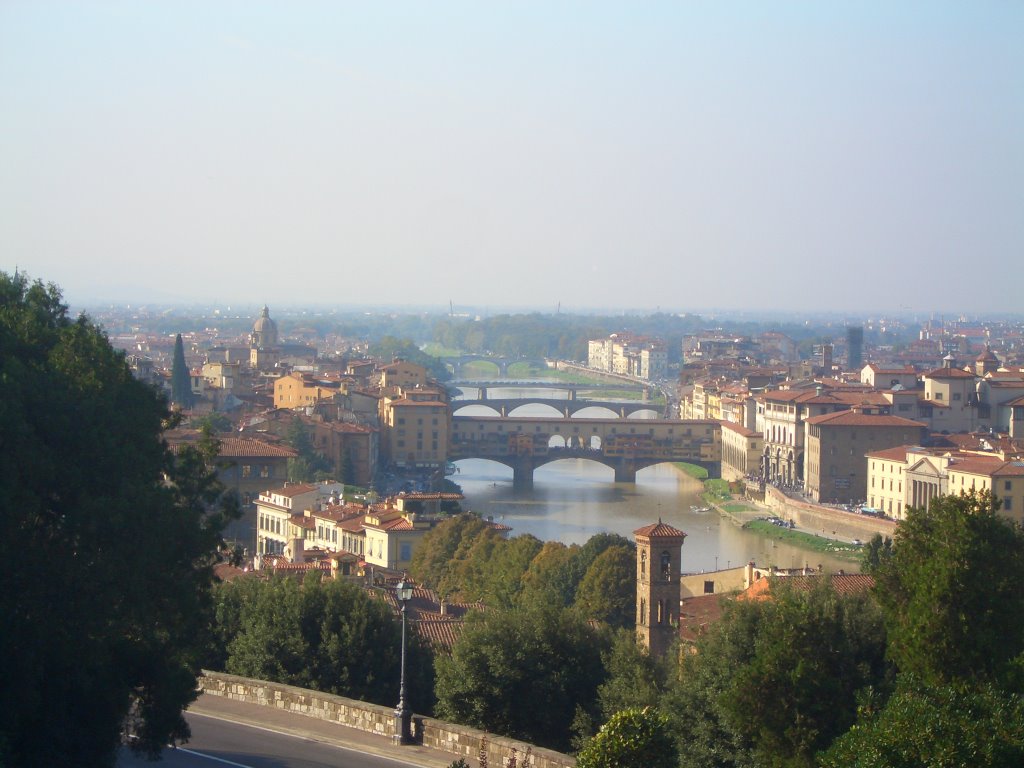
[2,2,1022,314]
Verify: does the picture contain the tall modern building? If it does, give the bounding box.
[846,326,864,370]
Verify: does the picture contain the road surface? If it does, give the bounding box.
[117,702,455,768]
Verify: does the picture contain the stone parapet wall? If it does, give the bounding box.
[763,487,897,542]
[199,671,575,768]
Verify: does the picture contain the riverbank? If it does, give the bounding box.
[672,467,873,564]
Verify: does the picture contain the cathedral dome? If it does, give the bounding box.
[252,305,278,348]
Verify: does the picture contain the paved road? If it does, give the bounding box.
[117,694,457,768]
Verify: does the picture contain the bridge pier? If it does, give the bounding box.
[512,462,534,490]
[614,464,638,483]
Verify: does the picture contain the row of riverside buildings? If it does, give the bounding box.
[687,346,1024,525]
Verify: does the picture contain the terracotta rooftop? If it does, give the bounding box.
[720,421,759,437]
[805,410,927,428]
[739,573,875,601]
[217,437,298,459]
[923,367,976,379]
[634,521,687,539]
[267,483,320,498]
[866,445,919,461]
[678,593,726,643]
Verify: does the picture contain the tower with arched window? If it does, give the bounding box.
[634,520,686,658]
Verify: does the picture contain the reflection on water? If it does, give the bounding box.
[452,385,856,574]
[455,459,855,573]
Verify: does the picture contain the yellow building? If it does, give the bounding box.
[378,360,430,390]
[362,508,431,571]
[273,371,342,410]
[380,387,451,470]
[946,457,1024,525]
[720,421,763,481]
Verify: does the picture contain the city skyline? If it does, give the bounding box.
[2,2,1022,313]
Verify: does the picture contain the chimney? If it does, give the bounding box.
[439,599,448,616]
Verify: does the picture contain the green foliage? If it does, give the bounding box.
[820,676,1024,768]
[214,573,435,714]
[284,416,332,482]
[191,412,233,433]
[171,332,195,408]
[574,545,636,628]
[408,514,493,597]
[434,604,608,752]
[576,707,676,768]
[872,490,1024,687]
[560,533,634,606]
[473,534,544,608]
[518,541,580,608]
[860,532,892,574]
[595,630,669,721]
[665,581,889,768]
[0,272,236,766]
[674,462,709,479]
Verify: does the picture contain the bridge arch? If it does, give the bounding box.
[509,402,564,418]
[452,403,503,417]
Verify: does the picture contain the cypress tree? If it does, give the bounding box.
[171,333,194,409]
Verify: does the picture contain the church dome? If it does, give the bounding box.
[252,305,278,348]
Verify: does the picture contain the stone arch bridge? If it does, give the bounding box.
[442,356,549,377]
[450,415,722,488]
[453,398,666,419]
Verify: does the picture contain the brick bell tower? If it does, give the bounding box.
[634,520,686,658]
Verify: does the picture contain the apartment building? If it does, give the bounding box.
[803,409,928,504]
[588,334,667,381]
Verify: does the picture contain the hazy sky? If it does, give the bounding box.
[2,2,1021,314]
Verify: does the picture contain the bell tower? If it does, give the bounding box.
[634,520,686,658]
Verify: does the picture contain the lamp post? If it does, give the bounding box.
[394,578,414,745]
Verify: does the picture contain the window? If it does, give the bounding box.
[704,580,715,594]
[1006,480,1013,491]
[660,551,671,580]
[1005,497,1013,511]
[260,465,270,478]
[242,464,252,478]
[400,542,412,562]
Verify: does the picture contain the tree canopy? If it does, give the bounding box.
[871,490,1024,687]
[211,573,435,714]
[664,581,889,768]
[434,604,608,752]
[0,272,237,766]
[576,707,676,768]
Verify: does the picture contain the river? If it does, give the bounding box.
[452,385,854,574]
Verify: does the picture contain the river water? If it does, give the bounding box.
[452,386,854,574]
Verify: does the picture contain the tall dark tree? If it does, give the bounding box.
[170,332,194,409]
[0,272,237,767]
[872,490,1024,687]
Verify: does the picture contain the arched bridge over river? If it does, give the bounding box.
[450,415,721,488]
[453,398,666,418]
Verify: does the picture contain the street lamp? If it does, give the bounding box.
[394,578,414,745]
